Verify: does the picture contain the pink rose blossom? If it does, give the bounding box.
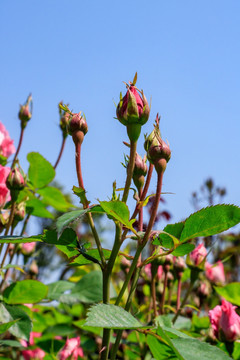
[0,165,11,208]
[209,299,240,341]
[21,332,45,360]
[190,243,207,266]
[0,122,15,158]
[58,336,84,360]
[205,261,225,284]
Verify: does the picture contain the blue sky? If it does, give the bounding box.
[1,0,240,233]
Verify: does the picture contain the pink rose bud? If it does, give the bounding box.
[0,165,11,208]
[189,243,207,266]
[116,73,150,142]
[29,260,38,275]
[0,122,15,158]
[21,242,36,255]
[205,261,225,284]
[144,114,171,173]
[6,166,25,191]
[68,112,88,146]
[209,300,240,342]
[197,281,211,298]
[133,153,148,191]
[14,201,26,222]
[58,336,84,360]
[18,95,32,129]
[173,256,186,273]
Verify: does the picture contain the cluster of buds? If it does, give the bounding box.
[18,95,32,129]
[144,114,171,174]
[116,73,150,142]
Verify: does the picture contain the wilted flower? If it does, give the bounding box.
[209,300,240,342]
[0,122,15,158]
[205,261,225,284]
[189,243,207,266]
[0,165,11,208]
[58,336,84,360]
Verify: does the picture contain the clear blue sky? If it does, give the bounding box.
[1,0,240,233]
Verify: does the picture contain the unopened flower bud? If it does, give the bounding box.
[6,167,25,192]
[21,242,36,256]
[116,74,150,142]
[173,256,186,276]
[69,113,88,145]
[133,153,148,191]
[14,201,26,221]
[197,281,211,298]
[60,112,70,139]
[18,95,32,129]
[29,260,38,275]
[189,243,207,267]
[0,211,10,233]
[144,114,171,173]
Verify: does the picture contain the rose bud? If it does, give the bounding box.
[21,242,36,256]
[68,112,88,145]
[144,114,171,173]
[58,102,70,138]
[132,153,148,192]
[205,261,225,284]
[197,280,211,298]
[173,256,186,278]
[18,95,32,129]
[14,201,26,222]
[209,300,240,342]
[29,260,38,276]
[6,167,25,192]
[189,243,207,267]
[116,73,150,142]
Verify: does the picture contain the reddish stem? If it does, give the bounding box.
[160,269,168,314]
[11,128,24,169]
[54,137,66,170]
[176,274,182,310]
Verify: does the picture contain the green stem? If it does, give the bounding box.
[100,223,122,360]
[172,280,194,324]
[111,267,141,360]
[122,140,137,204]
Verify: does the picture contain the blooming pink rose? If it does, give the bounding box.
[58,336,84,360]
[209,299,240,341]
[22,242,36,255]
[0,165,11,208]
[205,261,225,284]
[20,332,45,360]
[190,243,207,266]
[0,122,15,158]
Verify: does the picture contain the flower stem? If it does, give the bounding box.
[54,136,66,169]
[176,274,182,310]
[11,128,24,169]
[172,279,194,324]
[160,268,168,314]
[122,140,137,204]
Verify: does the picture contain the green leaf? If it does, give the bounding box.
[47,281,75,301]
[72,185,90,206]
[171,338,232,360]
[43,228,78,246]
[0,234,42,244]
[59,271,103,304]
[0,339,22,348]
[85,304,144,329]
[180,205,240,243]
[153,222,184,248]
[0,319,19,334]
[35,338,65,354]
[172,243,195,256]
[147,334,177,360]
[38,186,73,212]
[26,198,54,219]
[214,282,240,306]
[72,248,111,266]
[0,303,32,340]
[3,280,48,304]
[191,314,210,330]
[0,154,7,166]
[233,341,240,360]
[27,152,55,189]
[99,200,135,231]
